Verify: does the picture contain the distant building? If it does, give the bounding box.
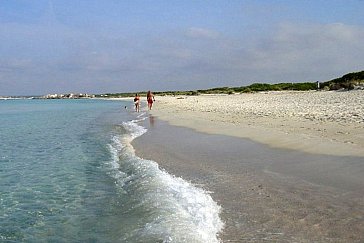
[44,93,94,99]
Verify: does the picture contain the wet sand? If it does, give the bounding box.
[133,116,364,242]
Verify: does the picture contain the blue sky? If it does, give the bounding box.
[1,0,364,95]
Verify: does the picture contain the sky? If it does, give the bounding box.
[1,0,364,96]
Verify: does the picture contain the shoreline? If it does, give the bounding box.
[149,90,364,157]
[133,117,364,242]
[131,91,364,241]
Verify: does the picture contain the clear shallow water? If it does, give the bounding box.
[0,99,223,242]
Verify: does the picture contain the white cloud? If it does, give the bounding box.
[1,19,364,95]
[186,27,220,39]
[191,22,364,83]
[256,23,364,74]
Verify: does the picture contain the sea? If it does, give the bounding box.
[0,99,223,243]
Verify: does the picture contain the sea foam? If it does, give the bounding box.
[106,115,224,242]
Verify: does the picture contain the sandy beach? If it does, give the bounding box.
[150,90,364,157]
[132,90,364,242]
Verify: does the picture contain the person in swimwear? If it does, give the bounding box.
[134,93,140,112]
[146,90,155,110]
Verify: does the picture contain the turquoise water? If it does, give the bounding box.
[0,99,222,242]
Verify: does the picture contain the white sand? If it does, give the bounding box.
[150,90,364,157]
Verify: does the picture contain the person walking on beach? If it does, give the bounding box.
[134,93,140,112]
[147,90,155,110]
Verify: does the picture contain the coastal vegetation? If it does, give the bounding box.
[96,70,364,98]
[321,70,364,91]
[2,71,362,99]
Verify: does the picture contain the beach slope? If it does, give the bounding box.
[132,90,364,241]
[150,90,364,157]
